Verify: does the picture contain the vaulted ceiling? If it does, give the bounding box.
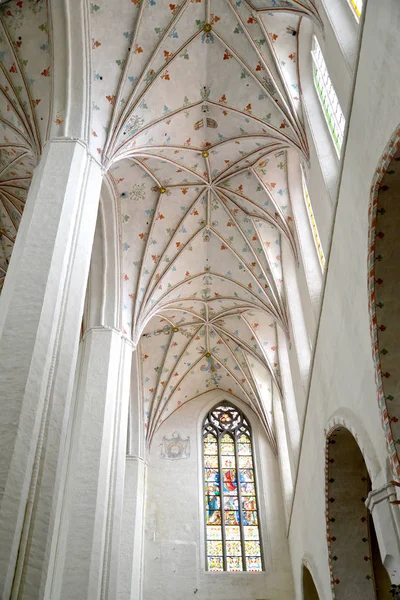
[0,0,321,448]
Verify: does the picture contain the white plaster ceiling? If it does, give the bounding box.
[0,0,322,448]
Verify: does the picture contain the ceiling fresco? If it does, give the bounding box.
[0,0,321,447]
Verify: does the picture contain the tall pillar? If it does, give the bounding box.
[51,326,133,600]
[277,326,301,476]
[272,385,294,526]
[118,457,147,600]
[0,138,102,599]
[117,354,147,600]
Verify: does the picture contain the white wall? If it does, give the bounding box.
[288,1,400,597]
[143,390,294,600]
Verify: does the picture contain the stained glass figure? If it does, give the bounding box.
[203,402,263,571]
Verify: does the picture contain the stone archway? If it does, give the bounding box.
[302,564,320,599]
[326,426,391,599]
[368,126,400,478]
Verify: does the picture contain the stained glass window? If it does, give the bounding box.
[347,0,362,20]
[300,165,325,270]
[203,402,263,572]
[311,36,345,156]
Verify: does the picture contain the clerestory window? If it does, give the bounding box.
[347,0,362,20]
[203,402,263,572]
[301,165,325,270]
[311,36,345,156]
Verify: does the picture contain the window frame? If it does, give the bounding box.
[311,35,345,157]
[202,401,264,573]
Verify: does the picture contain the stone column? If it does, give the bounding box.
[366,481,400,585]
[118,457,147,600]
[272,385,294,526]
[117,353,147,600]
[277,326,301,477]
[0,138,102,599]
[51,326,133,600]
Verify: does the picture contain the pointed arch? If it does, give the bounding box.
[203,400,263,572]
[325,425,391,599]
[367,125,400,480]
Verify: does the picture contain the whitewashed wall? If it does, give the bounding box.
[143,390,294,600]
[289,1,400,598]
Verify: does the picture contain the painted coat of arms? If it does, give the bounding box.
[160,431,190,460]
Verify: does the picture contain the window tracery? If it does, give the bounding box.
[311,36,345,156]
[203,402,263,572]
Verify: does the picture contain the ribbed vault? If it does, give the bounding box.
[0,1,51,291]
[0,0,321,450]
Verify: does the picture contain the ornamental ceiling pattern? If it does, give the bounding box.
[0,0,321,448]
[0,0,51,293]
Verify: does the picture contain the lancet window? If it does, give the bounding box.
[301,165,325,270]
[348,0,362,20]
[312,36,345,155]
[203,402,263,572]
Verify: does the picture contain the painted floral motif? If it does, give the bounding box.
[0,0,324,454]
[0,0,51,292]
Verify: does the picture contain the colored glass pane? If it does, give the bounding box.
[244,526,259,540]
[207,541,223,556]
[205,468,219,482]
[237,436,251,455]
[206,510,221,525]
[203,402,263,571]
[240,482,255,496]
[220,455,235,468]
[224,496,239,510]
[238,455,253,468]
[348,0,362,19]
[238,433,250,444]
[243,511,258,525]
[227,556,243,572]
[242,496,257,510]
[204,455,218,468]
[224,511,240,526]
[206,495,220,511]
[311,36,345,156]
[225,526,241,540]
[204,442,218,455]
[220,443,235,455]
[240,469,254,482]
[226,540,242,556]
[222,469,237,494]
[208,556,223,571]
[205,481,220,495]
[245,540,261,556]
[301,165,325,270]
[246,556,262,571]
[206,526,222,540]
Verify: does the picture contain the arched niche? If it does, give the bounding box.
[326,426,391,599]
[368,126,400,479]
[302,564,320,600]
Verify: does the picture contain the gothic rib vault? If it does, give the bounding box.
[0,0,322,450]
